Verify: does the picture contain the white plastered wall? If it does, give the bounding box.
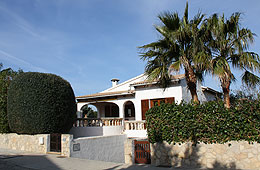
[133,83,183,121]
[181,79,217,103]
[76,82,184,121]
[76,79,217,121]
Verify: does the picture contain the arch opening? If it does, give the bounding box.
[104,103,119,117]
[124,101,135,120]
[80,104,98,118]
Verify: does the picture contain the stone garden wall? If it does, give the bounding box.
[151,141,260,170]
[0,133,49,153]
[124,138,134,164]
[61,134,73,157]
[0,133,73,157]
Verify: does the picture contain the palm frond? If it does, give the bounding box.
[169,60,181,72]
[241,70,260,88]
[193,52,212,71]
[195,71,204,82]
[183,1,189,26]
[158,12,180,32]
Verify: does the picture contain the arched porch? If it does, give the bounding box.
[124,101,135,120]
[73,100,147,138]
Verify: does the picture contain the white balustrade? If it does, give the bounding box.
[73,118,123,127]
[124,121,146,130]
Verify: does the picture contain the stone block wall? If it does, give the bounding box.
[151,141,260,170]
[124,138,134,164]
[0,133,49,153]
[61,134,73,157]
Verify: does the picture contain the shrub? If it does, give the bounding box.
[7,72,76,134]
[146,100,260,144]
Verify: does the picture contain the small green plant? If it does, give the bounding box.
[7,72,76,134]
[146,100,260,144]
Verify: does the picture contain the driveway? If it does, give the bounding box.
[0,148,207,170]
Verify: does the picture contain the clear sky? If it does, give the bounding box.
[0,0,259,96]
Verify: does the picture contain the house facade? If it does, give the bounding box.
[71,74,220,138]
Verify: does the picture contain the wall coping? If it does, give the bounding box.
[74,134,127,140]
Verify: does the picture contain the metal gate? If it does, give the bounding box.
[50,133,61,152]
[134,140,151,164]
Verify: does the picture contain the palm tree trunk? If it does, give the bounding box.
[222,81,231,108]
[185,68,199,103]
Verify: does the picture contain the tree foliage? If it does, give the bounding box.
[81,105,97,118]
[0,64,22,133]
[139,2,211,103]
[7,72,76,134]
[206,13,260,108]
[140,4,260,107]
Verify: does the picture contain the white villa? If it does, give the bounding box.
[70,73,220,138]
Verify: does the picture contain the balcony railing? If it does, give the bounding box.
[73,118,123,127]
[124,120,146,130]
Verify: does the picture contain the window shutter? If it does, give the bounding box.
[141,99,149,120]
[150,100,154,108]
[165,97,175,104]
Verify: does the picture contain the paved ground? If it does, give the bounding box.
[0,148,203,170]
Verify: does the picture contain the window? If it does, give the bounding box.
[150,98,166,107]
[141,97,175,120]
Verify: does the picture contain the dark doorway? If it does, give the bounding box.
[105,103,119,117]
[50,133,61,152]
[124,101,135,120]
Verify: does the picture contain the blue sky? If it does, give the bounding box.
[0,0,259,96]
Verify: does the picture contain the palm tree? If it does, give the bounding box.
[139,2,210,103]
[206,13,260,108]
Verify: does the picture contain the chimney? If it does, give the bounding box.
[111,78,119,87]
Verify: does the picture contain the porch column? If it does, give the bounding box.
[77,102,86,112]
[118,103,124,119]
[97,107,101,118]
[134,100,142,121]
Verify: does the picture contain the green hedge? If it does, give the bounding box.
[0,68,21,133]
[7,72,76,134]
[0,78,10,133]
[146,100,260,144]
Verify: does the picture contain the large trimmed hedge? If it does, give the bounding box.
[146,100,260,144]
[0,67,21,133]
[7,72,76,134]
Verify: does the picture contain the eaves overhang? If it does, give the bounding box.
[76,90,135,103]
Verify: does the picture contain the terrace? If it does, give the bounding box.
[70,117,147,138]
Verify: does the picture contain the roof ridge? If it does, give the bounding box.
[102,73,145,92]
[131,74,185,85]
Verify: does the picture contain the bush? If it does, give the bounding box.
[146,100,260,144]
[7,72,76,134]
